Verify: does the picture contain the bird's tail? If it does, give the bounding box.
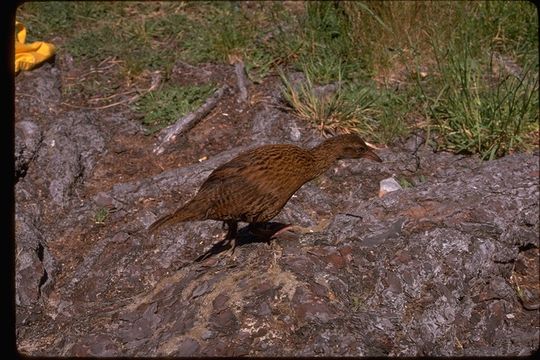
[148,201,202,234]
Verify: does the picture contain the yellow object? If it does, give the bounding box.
[15,21,56,73]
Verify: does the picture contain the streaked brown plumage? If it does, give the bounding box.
[149,134,382,254]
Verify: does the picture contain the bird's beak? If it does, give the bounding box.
[362,141,383,162]
[364,141,380,150]
[361,149,383,162]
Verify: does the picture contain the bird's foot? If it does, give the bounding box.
[263,224,310,247]
[274,219,332,238]
[270,224,311,240]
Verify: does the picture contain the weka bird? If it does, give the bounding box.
[148,134,382,255]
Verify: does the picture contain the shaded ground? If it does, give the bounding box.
[15,62,539,356]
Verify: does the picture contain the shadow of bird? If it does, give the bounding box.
[193,222,290,262]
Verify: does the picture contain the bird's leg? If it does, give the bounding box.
[223,220,238,256]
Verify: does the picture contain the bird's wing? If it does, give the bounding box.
[197,159,285,222]
[198,160,247,192]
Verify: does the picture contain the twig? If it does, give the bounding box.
[340,213,363,219]
[87,89,139,103]
[74,59,120,80]
[176,60,198,70]
[61,71,162,110]
[153,84,229,155]
[233,59,249,103]
[62,92,142,110]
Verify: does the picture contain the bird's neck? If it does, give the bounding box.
[309,140,342,178]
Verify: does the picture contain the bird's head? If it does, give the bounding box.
[331,134,383,162]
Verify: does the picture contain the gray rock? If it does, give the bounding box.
[15,120,42,180]
[37,112,105,205]
[14,62,539,357]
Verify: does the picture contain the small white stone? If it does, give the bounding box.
[379,177,403,197]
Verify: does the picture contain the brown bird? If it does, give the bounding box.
[149,134,382,255]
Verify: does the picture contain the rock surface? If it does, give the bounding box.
[15,64,539,356]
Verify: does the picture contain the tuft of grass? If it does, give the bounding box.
[415,27,539,159]
[280,65,358,136]
[94,207,109,225]
[280,65,408,143]
[398,177,413,189]
[350,295,364,312]
[134,83,216,134]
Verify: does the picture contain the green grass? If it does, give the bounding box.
[94,207,109,225]
[339,1,538,154]
[422,42,539,159]
[404,2,539,159]
[134,83,216,134]
[18,2,191,75]
[398,177,414,189]
[16,1,539,156]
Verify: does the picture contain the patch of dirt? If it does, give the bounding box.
[82,64,285,196]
